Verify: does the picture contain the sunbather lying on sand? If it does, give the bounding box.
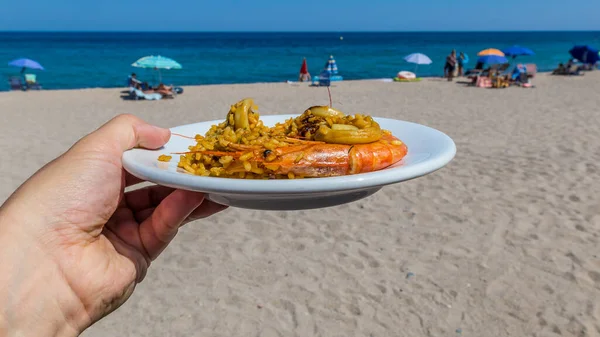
[134,83,174,97]
[155,83,173,91]
[552,63,583,76]
[552,63,566,75]
[154,84,175,97]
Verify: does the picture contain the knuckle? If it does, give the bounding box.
[113,113,141,125]
[151,209,179,243]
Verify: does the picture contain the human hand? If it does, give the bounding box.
[0,114,227,336]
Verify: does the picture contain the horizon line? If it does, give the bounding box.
[1,29,600,33]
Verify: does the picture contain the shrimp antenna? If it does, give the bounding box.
[327,86,332,107]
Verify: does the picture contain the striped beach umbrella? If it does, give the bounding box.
[132,55,182,83]
[324,55,339,74]
[477,48,505,57]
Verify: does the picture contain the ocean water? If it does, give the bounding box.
[1,31,600,91]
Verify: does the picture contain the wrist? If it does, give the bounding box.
[0,211,86,337]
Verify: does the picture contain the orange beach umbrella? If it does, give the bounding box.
[477,48,505,56]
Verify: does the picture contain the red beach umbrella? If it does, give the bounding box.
[299,58,308,74]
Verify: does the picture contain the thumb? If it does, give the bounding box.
[75,114,171,155]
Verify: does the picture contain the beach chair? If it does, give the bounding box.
[132,88,162,100]
[465,69,483,77]
[524,64,537,78]
[468,66,498,86]
[127,76,138,87]
[24,74,41,90]
[511,64,525,79]
[467,71,484,85]
[578,63,595,71]
[567,65,583,76]
[492,76,510,88]
[496,63,510,75]
[317,71,331,87]
[516,72,534,87]
[465,61,485,77]
[467,63,500,83]
[8,76,24,91]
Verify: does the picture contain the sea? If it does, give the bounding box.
[1,31,600,91]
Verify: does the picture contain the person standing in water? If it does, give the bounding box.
[444,50,457,81]
[457,52,468,77]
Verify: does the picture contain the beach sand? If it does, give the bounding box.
[1,73,600,337]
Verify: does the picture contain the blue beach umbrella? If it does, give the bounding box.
[477,54,508,65]
[569,45,599,64]
[8,58,44,73]
[132,55,182,83]
[324,55,339,74]
[502,45,535,59]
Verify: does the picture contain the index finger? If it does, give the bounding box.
[139,190,207,260]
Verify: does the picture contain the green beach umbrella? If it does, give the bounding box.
[131,55,182,83]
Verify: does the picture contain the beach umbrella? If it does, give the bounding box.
[403,53,432,75]
[299,57,308,74]
[323,55,339,74]
[477,48,505,57]
[403,53,432,65]
[131,55,182,83]
[569,45,599,64]
[502,45,535,58]
[477,55,508,65]
[132,55,182,69]
[8,58,44,73]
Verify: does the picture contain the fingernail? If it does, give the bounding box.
[145,124,170,137]
[135,124,171,149]
[154,125,171,142]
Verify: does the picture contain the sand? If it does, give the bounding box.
[1,73,600,337]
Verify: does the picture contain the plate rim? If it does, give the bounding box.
[122,115,457,194]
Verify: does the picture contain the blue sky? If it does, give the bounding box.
[1,0,599,31]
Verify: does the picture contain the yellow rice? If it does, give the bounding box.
[169,103,387,179]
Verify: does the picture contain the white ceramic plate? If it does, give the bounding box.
[122,115,456,211]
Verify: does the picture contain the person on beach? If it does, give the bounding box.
[457,52,467,77]
[299,72,311,82]
[566,58,574,70]
[0,114,228,336]
[153,83,175,96]
[132,82,174,98]
[553,63,566,75]
[298,57,311,82]
[128,73,141,87]
[444,50,457,81]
